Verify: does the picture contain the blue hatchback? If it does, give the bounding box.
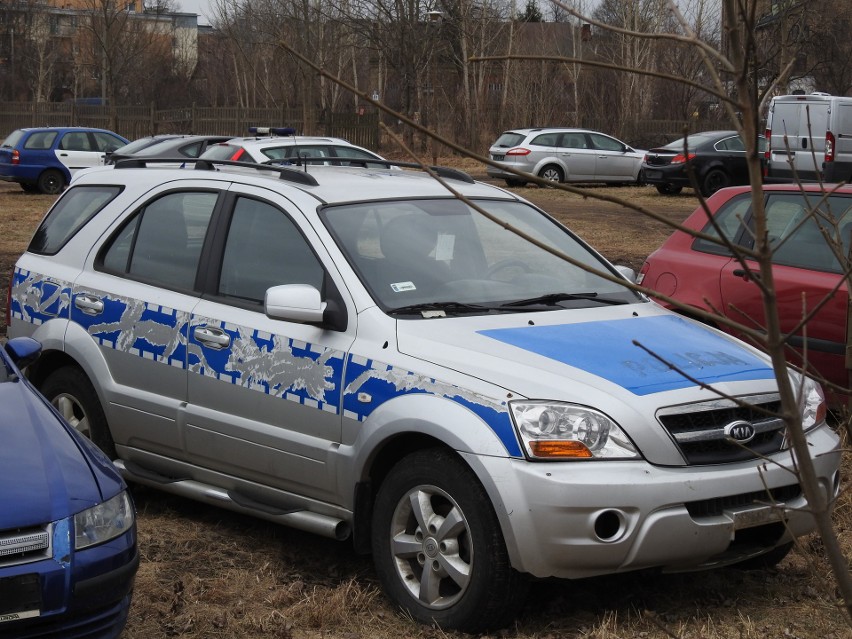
[0,337,138,638]
[0,127,128,194]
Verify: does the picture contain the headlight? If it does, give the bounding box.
[798,375,827,434]
[75,490,135,550]
[510,401,640,460]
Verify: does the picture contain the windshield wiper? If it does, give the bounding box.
[388,301,500,316]
[500,292,629,308]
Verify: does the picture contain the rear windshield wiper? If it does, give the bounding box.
[500,292,629,308]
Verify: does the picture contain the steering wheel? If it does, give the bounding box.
[486,259,533,278]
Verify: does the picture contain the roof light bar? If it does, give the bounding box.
[248,127,297,136]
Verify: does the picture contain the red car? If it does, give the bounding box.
[639,183,852,401]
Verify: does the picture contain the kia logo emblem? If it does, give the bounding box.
[724,420,756,444]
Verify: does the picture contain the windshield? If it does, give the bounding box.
[322,198,641,314]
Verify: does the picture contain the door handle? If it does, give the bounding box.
[74,294,104,315]
[732,268,759,281]
[193,326,231,349]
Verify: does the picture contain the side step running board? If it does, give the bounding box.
[114,459,351,541]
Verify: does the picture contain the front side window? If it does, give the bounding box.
[692,194,752,255]
[218,197,324,303]
[92,131,126,152]
[589,133,623,152]
[59,132,92,151]
[100,191,217,290]
[29,186,122,255]
[323,198,640,312]
[767,194,852,272]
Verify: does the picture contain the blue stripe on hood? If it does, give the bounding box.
[479,315,775,395]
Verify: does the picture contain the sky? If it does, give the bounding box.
[178,0,214,24]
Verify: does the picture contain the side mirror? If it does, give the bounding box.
[4,336,42,370]
[265,284,327,324]
[615,265,636,283]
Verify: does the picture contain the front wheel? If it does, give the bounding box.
[40,365,116,458]
[371,448,528,633]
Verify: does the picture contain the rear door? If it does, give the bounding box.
[554,131,595,180]
[72,185,222,460]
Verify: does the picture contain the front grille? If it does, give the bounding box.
[686,484,801,518]
[657,394,785,465]
[0,525,52,567]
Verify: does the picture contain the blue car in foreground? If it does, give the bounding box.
[0,337,137,638]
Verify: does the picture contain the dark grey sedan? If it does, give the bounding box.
[641,130,767,196]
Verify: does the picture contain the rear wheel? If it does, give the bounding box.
[371,448,528,633]
[37,169,65,195]
[538,165,564,183]
[701,168,730,197]
[655,183,683,195]
[40,366,116,458]
[504,178,525,187]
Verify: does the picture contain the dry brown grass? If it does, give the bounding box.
[2,176,852,638]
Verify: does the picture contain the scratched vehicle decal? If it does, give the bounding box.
[188,316,344,413]
[479,314,775,396]
[343,354,521,457]
[10,267,72,325]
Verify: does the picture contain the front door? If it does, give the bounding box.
[185,188,355,501]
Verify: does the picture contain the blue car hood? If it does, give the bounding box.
[0,378,111,530]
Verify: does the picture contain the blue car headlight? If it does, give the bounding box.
[75,491,135,550]
[509,401,640,460]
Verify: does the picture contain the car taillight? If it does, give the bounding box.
[826,131,835,163]
[11,149,20,165]
[231,148,246,161]
[505,148,531,157]
[671,153,695,164]
[764,129,771,161]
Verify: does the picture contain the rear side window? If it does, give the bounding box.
[24,131,58,150]
[29,186,122,255]
[530,133,560,147]
[100,191,218,290]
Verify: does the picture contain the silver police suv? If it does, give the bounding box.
[7,157,841,632]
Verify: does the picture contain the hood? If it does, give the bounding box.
[0,378,106,529]
[396,304,776,404]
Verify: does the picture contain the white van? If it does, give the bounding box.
[765,92,852,183]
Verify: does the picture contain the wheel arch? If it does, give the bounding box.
[348,394,522,555]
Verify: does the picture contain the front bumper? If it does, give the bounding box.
[464,421,840,579]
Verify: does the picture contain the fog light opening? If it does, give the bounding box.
[593,510,624,541]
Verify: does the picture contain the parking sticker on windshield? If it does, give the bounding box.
[391,281,416,292]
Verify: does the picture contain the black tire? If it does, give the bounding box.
[37,169,65,195]
[504,178,525,187]
[655,183,683,195]
[371,448,528,633]
[40,365,116,458]
[701,168,730,197]
[538,164,564,183]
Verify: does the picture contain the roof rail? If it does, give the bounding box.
[264,157,476,184]
[112,157,320,187]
